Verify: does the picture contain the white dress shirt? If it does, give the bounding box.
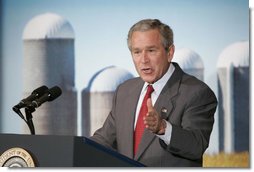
[134,63,175,145]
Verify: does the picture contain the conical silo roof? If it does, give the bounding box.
[23,13,74,40]
[217,41,249,68]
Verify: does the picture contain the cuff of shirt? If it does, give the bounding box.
[156,120,172,145]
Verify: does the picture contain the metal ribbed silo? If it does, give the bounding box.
[82,66,133,136]
[173,48,204,81]
[217,41,249,153]
[22,13,77,135]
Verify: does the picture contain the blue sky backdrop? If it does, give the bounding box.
[2,0,249,89]
[0,0,249,153]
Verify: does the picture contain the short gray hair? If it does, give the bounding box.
[127,19,174,51]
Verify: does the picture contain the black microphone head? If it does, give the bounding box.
[48,86,62,101]
[18,85,49,107]
[31,85,49,97]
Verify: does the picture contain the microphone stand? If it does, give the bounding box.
[13,107,35,135]
[24,107,36,135]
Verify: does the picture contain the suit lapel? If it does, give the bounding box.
[155,68,182,120]
[155,62,183,121]
[134,63,183,160]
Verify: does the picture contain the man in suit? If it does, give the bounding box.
[90,19,217,167]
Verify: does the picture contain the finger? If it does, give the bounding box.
[145,111,155,118]
[144,116,157,126]
[147,98,154,112]
[145,121,156,127]
[146,125,155,131]
[144,120,155,127]
[144,115,156,122]
[145,123,157,132]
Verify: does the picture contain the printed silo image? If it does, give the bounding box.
[173,48,204,81]
[22,13,77,135]
[82,66,133,136]
[217,41,249,153]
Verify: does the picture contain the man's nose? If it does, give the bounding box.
[141,51,149,63]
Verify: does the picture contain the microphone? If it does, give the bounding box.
[27,86,62,109]
[13,85,49,111]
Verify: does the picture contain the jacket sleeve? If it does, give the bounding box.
[160,86,218,160]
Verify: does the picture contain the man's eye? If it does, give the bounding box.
[133,51,141,54]
[148,49,156,53]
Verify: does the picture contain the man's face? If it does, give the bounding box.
[130,29,174,84]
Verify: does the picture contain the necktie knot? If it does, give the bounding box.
[146,85,154,98]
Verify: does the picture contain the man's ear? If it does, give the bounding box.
[167,44,175,62]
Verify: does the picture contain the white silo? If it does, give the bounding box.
[82,66,133,136]
[173,48,204,81]
[22,13,77,135]
[217,41,249,153]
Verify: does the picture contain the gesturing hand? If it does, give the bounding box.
[143,98,166,135]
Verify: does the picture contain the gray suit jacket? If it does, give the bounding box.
[90,62,217,167]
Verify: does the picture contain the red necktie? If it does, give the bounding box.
[134,85,154,155]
